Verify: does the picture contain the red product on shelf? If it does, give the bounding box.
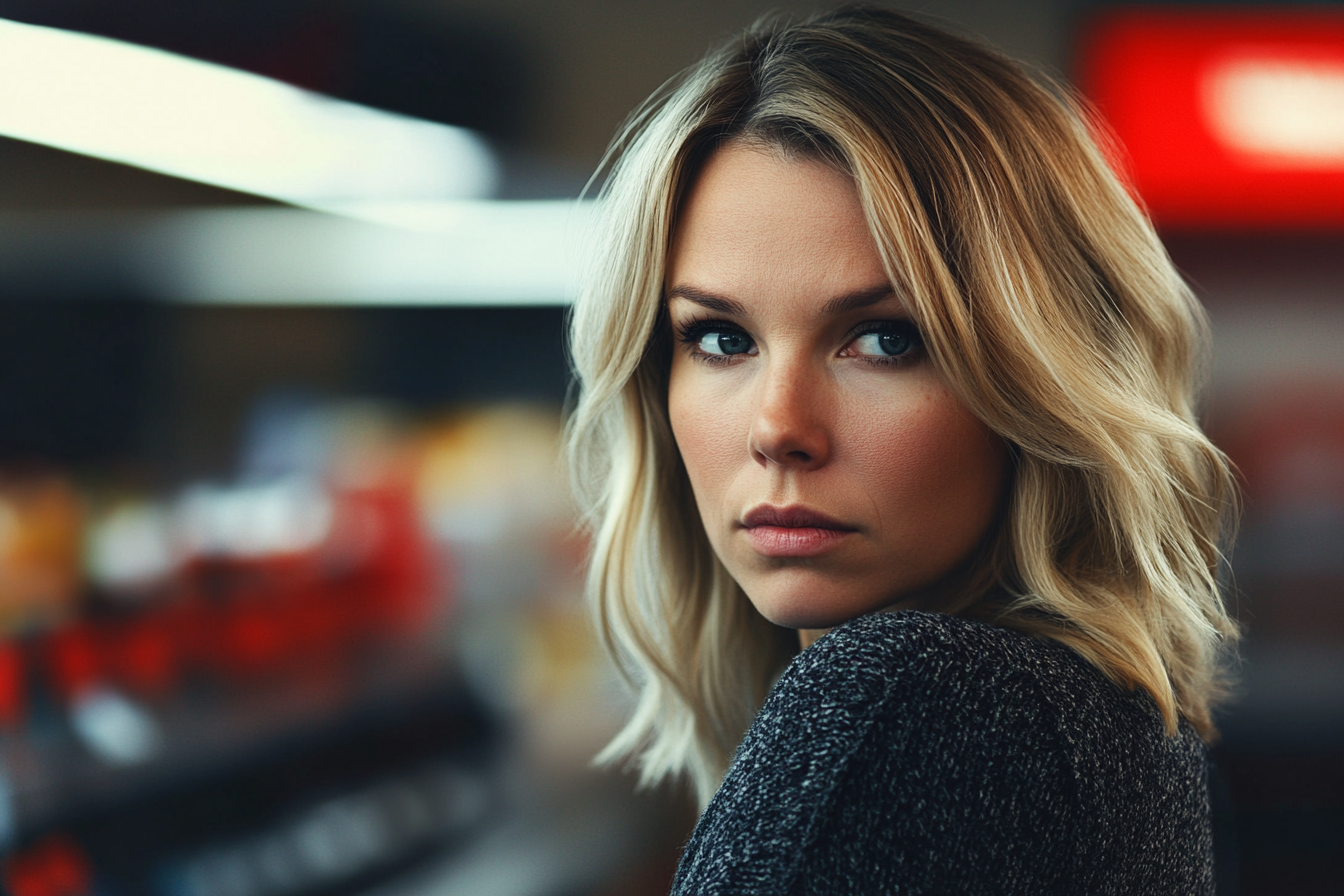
[331,485,436,638]
[106,615,177,699]
[2,836,94,896]
[44,624,103,702]
[0,638,26,728]
[218,592,293,679]
[160,480,437,687]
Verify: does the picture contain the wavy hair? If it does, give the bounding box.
[564,6,1239,807]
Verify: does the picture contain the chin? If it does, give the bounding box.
[738,564,949,630]
[740,574,882,631]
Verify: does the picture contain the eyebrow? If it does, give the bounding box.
[666,284,898,316]
[665,285,745,315]
[821,285,899,315]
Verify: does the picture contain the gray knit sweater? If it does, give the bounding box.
[671,611,1214,895]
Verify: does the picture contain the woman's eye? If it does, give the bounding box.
[849,323,921,359]
[698,330,754,356]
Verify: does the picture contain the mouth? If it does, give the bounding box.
[740,504,856,558]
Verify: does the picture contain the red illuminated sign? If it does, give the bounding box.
[1078,9,1344,228]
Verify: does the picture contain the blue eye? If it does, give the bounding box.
[851,323,920,358]
[701,330,753,356]
[675,318,756,361]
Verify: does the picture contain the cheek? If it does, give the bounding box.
[846,385,1005,547]
[892,411,999,537]
[667,363,743,508]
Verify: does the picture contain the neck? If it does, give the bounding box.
[798,628,830,649]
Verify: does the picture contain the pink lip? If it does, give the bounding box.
[741,505,856,558]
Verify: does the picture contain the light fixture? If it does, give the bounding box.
[1204,58,1344,168]
[1079,8,1344,227]
[129,201,597,305]
[0,17,499,207]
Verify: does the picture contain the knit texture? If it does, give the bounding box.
[671,611,1214,895]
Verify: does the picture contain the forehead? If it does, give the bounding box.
[666,143,890,309]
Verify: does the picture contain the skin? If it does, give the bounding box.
[665,142,1008,647]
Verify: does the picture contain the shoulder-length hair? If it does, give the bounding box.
[564,5,1238,807]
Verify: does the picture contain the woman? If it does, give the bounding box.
[565,7,1237,893]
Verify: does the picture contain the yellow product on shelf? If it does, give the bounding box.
[0,474,84,634]
[415,404,570,548]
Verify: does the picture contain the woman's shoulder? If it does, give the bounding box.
[672,611,1213,894]
[773,610,1194,776]
[676,613,1075,887]
[780,609,1112,723]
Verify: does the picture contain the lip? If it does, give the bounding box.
[743,505,852,529]
[741,504,856,558]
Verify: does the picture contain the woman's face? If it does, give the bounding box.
[666,142,1007,633]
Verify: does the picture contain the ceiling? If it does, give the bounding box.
[0,0,1075,193]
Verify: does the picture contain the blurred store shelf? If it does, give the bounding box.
[0,397,688,896]
[1164,232,1344,894]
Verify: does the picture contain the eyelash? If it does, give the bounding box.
[845,322,924,367]
[673,316,924,368]
[674,316,746,366]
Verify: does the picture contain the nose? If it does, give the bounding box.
[748,360,831,470]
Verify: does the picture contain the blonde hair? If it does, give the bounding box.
[565,6,1238,807]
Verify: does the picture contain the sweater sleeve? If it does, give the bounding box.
[670,612,1082,896]
[786,623,1081,894]
[671,611,1214,896]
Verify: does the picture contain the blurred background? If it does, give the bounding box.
[0,1,1339,894]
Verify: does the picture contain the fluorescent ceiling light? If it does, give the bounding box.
[1204,57,1344,168]
[0,17,499,205]
[129,201,596,305]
